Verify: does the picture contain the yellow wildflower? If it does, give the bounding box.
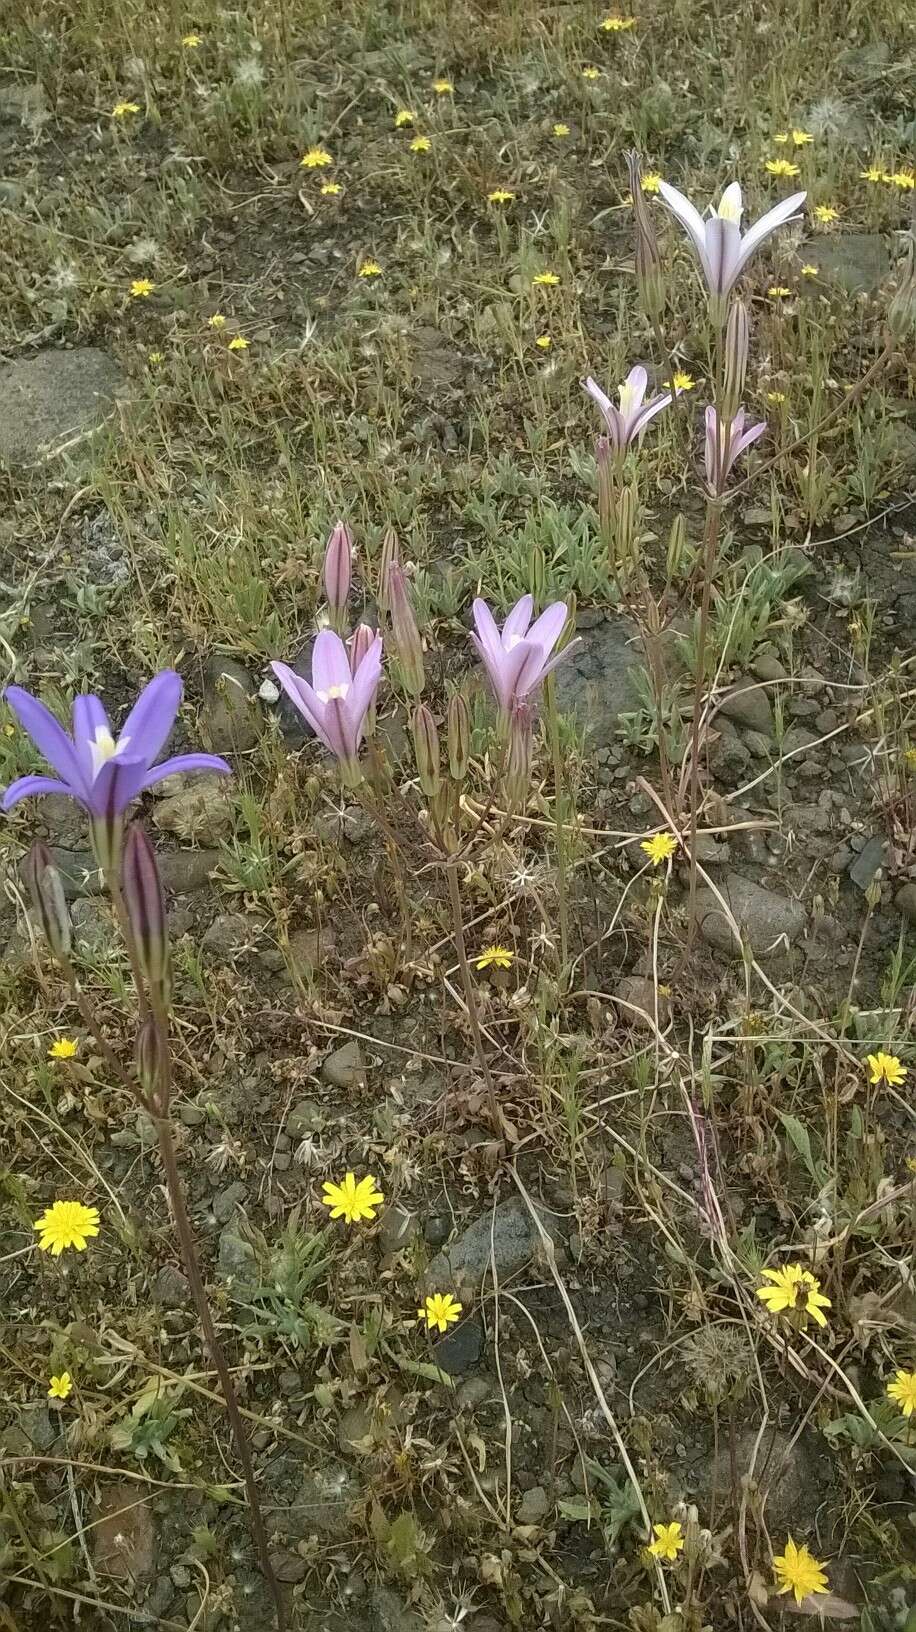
[813,204,839,224]
[227,335,249,350]
[640,171,662,193]
[791,128,814,146]
[647,1521,685,1561]
[207,312,226,328]
[321,181,342,195]
[903,745,916,771]
[867,1051,907,1086]
[48,1372,72,1400]
[34,1200,100,1256]
[532,270,560,286]
[182,33,202,48]
[409,135,431,152]
[112,100,140,118]
[49,1037,78,1060]
[773,132,790,144]
[773,1537,829,1605]
[432,79,454,95]
[129,278,154,298]
[488,188,514,204]
[756,1263,831,1327]
[418,1292,463,1333]
[535,334,552,350]
[300,147,333,169]
[148,350,163,364]
[394,110,414,127]
[890,171,915,190]
[600,15,636,30]
[320,1172,384,1224]
[640,832,677,865]
[764,158,801,177]
[768,285,792,298]
[582,66,601,79]
[800,263,819,277]
[664,371,694,392]
[358,259,382,278]
[553,122,570,137]
[860,165,885,183]
[766,389,787,403]
[887,1369,916,1417]
[476,945,514,971]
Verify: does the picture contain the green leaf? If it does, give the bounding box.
[390,1352,455,1389]
[777,1111,826,1186]
[557,1497,596,1522]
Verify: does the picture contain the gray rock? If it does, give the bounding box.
[314,804,373,844]
[286,1099,323,1138]
[433,1315,484,1376]
[848,835,886,892]
[93,1481,155,1580]
[200,657,260,753]
[894,883,916,926]
[70,898,112,955]
[0,347,127,469]
[158,850,221,894]
[612,975,670,1029]
[752,652,788,682]
[217,1226,257,1287]
[153,777,234,844]
[378,1203,419,1254]
[202,911,254,959]
[46,848,103,897]
[554,617,642,748]
[213,1181,247,1224]
[718,681,773,735]
[153,1264,190,1307]
[269,1551,308,1584]
[371,1586,425,1632]
[456,1375,494,1410]
[742,730,772,759]
[337,1402,373,1452]
[731,1427,817,1529]
[516,1485,550,1525]
[708,725,750,784]
[805,233,890,296]
[424,1196,561,1298]
[321,1039,365,1088]
[284,1463,362,1539]
[695,873,805,958]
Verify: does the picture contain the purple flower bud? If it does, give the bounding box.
[627,150,664,319]
[136,1014,169,1113]
[121,823,171,1010]
[377,527,400,617]
[22,840,70,959]
[447,692,471,782]
[323,521,352,634]
[411,704,441,798]
[388,562,425,699]
[721,299,749,422]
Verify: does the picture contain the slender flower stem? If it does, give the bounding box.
[445,857,501,1130]
[686,495,722,943]
[149,1000,285,1632]
[544,675,569,978]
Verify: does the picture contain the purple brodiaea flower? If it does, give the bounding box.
[471,595,579,717]
[583,368,672,462]
[271,627,382,787]
[658,180,805,319]
[2,672,230,868]
[704,405,765,494]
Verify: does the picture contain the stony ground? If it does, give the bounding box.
[1,1,916,1629]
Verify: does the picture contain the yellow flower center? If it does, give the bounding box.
[89,727,126,776]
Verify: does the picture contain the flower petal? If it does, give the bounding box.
[311,629,352,697]
[657,180,715,285]
[734,191,807,278]
[501,594,534,648]
[117,671,183,765]
[71,695,112,781]
[89,754,154,817]
[1,773,69,811]
[471,598,503,666]
[4,687,88,794]
[525,601,568,659]
[704,216,742,298]
[270,662,330,749]
[140,752,232,791]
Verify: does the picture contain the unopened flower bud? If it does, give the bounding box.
[447,692,471,782]
[666,513,687,579]
[529,543,546,606]
[22,840,70,959]
[596,435,613,543]
[388,561,425,699]
[504,704,533,812]
[411,704,441,798]
[377,527,400,616]
[614,482,638,575]
[721,299,749,422]
[349,622,378,733]
[887,236,916,342]
[323,520,352,635]
[121,823,171,1010]
[627,150,665,321]
[136,1015,169,1113]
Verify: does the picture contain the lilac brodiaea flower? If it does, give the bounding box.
[471,595,579,718]
[271,627,382,787]
[704,405,766,494]
[658,180,805,320]
[2,672,230,870]
[583,368,672,464]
